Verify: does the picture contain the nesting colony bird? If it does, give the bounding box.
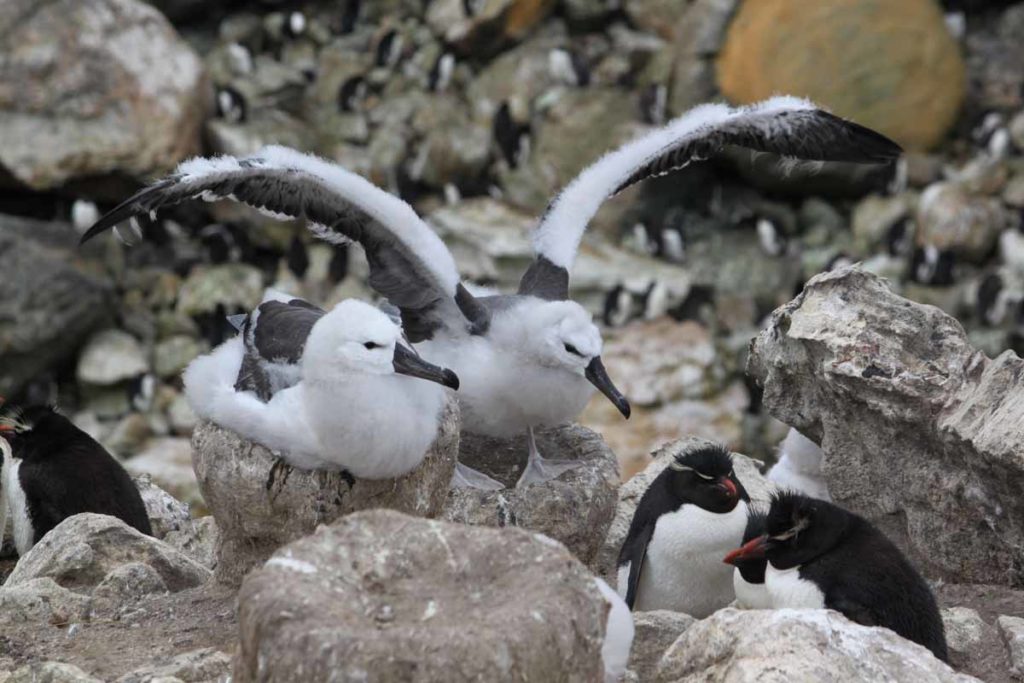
[723,491,948,662]
[617,444,749,617]
[767,428,831,501]
[0,406,152,555]
[82,96,901,488]
[185,296,458,479]
[729,508,772,610]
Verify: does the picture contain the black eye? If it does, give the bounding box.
[564,343,582,356]
[363,342,380,350]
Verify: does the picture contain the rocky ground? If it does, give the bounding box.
[1,0,1024,680]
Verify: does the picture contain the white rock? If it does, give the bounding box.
[77,330,149,386]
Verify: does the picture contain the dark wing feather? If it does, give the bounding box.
[81,150,489,342]
[618,469,679,610]
[517,255,569,301]
[622,522,654,610]
[234,299,324,400]
[613,108,903,195]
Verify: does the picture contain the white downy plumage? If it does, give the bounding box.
[767,428,831,501]
[184,300,448,479]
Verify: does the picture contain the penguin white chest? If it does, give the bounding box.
[765,563,825,609]
[634,501,748,617]
[733,570,773,610]
[2,458,34,555]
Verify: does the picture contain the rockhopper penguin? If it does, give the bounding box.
[617,443,749,616]
[730,508,772,609]
[0,405,152,555]
[723,491,948,662]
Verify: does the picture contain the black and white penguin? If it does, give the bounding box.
[617,444,750,616]
[724,491,948,662]
[727,508,772,609]
[0,406,152,555]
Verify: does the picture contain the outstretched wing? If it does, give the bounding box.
[522,96,903,293]
[82,146,489,341]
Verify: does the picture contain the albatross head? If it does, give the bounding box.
[518,300,631,419]
[303,300,459,389]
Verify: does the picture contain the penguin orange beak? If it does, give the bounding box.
[0,424,12,433]
[723,535,768,566]
[717,477,738,500]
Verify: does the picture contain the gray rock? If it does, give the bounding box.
[657,608,978,682]
[917,182,1005,261]
[133,474,192,541]
[0,578,91,627]
[192,397,460,586]
[747,267,1024,586]
[163,517,219,571]
[125,438,203,509]
[941,607,1010,682]
[998,615,1024,679]
[92,562,169,609]
[175,264,265,318]
[236,510,609,682]
[442,424,618,566]
[4,513,210,593]
[0,0,205,192]
[595,436,772,582]
[0,227,112,398]
[7,662,103,683]
[77,330,149,386]
[628,610,697,682]
[116,647,232,683]
[852,193,916,253]
[153,336,204,379]
[105,413,155,457]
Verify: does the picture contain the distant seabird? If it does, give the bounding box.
[184,297,459,479]
[82,96,901,488]
[0,405,152,554]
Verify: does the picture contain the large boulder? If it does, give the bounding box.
[595,436,773,582]
[236,510,610,682]
[747,267,1024,586]
[628,610,697,682]
[4,513,210,593]
[0,224,112,398]
[442,424,618,567]
[716,0,965,151]
[657,608,978,682]
[192,397,460,585]
[0,0,206,191]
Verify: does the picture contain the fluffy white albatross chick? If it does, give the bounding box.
[183,299,459,479]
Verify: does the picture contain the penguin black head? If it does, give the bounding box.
[0,405,74,453]
[725,509,768,584]
[726,491,851,571]
[665,444,748,513]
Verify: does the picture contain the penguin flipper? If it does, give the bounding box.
[828,594,879,628]
[621,522,654,610]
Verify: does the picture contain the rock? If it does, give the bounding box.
[0,226,112,397]
[0,0,205,192]
[5,513,210,593]
[628,610,697,682]
[998,615,1024,678]
[192,397,460,586]
[442,424,618,566]
[92,562,169,608]
[963,4,1024,114]
[594,436,772,581]
[1002,174,1024,208]
[236,510,609,682]
[77,330,149,386]
[917,183,1005,261]
[941,607,1009,682]
[167,393,199,436]
[716,0,965,151]
[426,0,557,56]
[116,648,232,683]
[7,662,103,683]
[0,578,91,627]
[105,413,155,457]
[133,474,192,541]
[153,336,204,379]
[125,438,203,509]
[747,267,1024,586]
[852,193,916,254]
[657,608,978,682]
[175,264,264,318]
[163,517,219,571]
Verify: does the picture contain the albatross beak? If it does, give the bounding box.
[723,535,769,566]
[392,344,460,390]
[585,357,630,419]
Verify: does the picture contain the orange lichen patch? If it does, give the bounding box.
[716,0,966,151]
